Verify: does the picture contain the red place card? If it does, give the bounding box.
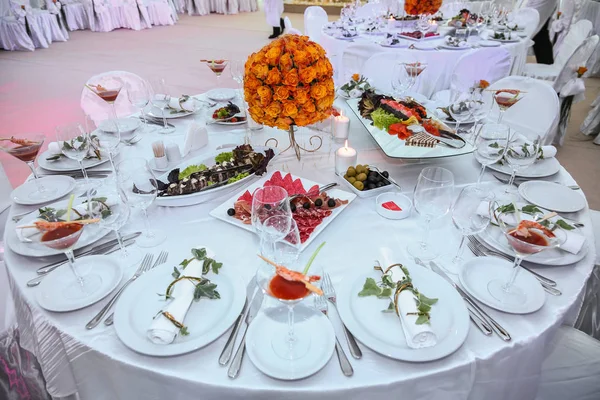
[382,201,402,211]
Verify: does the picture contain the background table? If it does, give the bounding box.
[3,95,596,400]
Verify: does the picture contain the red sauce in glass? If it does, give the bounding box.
[7,144,41,162]
[97,90,119,103]
[508,230,549,254]
[41,224,83,249]
[269,275,309,300]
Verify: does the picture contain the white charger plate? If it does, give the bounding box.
[36,255,123,312]
[38,149,111,172]
[518,181,586,213]
[155,145,276,207]
[246,306,335,380]
[7,198,112,257]
[210,171,356,252]
[478,40,502,47]
[439,44,471,50]
[336,266,469,362]
[459,257,545,314]
[206,88,236,102]
[98,118,141,134]
[114,266,245,356]
[486,156,561,178]
[11,176,76,206]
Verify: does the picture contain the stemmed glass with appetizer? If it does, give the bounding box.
[403,62,427,94]
[56,123,94,200]
[493,89,525,123]
[0,134,57,201]
[85,79,123,133]
[201,59,229,87]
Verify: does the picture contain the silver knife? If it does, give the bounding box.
[27,239,136,287]
[429,261,511,341]
[413,258,492,336]
[140,116,175,129]
[228,287,264,379]
[219,277,257,366]
[36,232,141,275]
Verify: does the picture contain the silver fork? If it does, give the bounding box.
[321,273,362,359]
[466,236,557,287]
[103,250,169,326]
[86,253,154,329]
[314,295,353,376]
[466,241,562,296]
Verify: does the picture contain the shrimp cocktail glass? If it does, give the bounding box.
[493,89,525,123]
[86,79,124,134]
[0,134,57,200]
[201,59,229,88]
[488,209,564,306]
[256,244,325,361]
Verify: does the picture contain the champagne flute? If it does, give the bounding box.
[149,77,175,134]
[127,80,155,133]
[503,136,541,195]
[474,123,510,184]
[56,123,93,203]
[0,133,56,200]
[116,158,166,248]
[407,167,455,260]
[440,185,494,274]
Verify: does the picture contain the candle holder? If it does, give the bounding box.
[265,126,323,161]
[335,141,358,175]
[333,112,351,142]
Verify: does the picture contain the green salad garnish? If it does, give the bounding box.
[215,151,233,164]
[371,108,401,131]
[227,172,249,183]
[179,164,207,180]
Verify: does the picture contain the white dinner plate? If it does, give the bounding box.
[155,145,277,207]
[38,149,111,172]
[439,44,471,50]
[210,170,356,252]
[399,33,441,41]
[36,255,123,312]
[459,257,545,314]
[334,35,359,41]
[478,40,502,47]
[380,42,407,48]
[490,38,520,43]
[7,198,112,257]
[413,42,439,50]
[114,265,245,356]
[98,118,141,134]
[518,181,586,213]
[336,265,469,362]
[11,176,76,206]
[246,305,335,380]
[486,157,561,178]
[205,88,236,102]
[477,202,588,266]
[213,116,247,126]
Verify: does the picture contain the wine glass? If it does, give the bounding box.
[251,186,291,230]
[493,89,525,123]
[488,208,564,306]
[56,123,93,202]
[97,197,142,266]
[448,91,474,135]
[149,77,175,134]
[404,62,427,94]
[440,185,494,274]
[116,158,166,248]
[0,133,56,201]
[86,115,119,176]
[86,79,123,134]
[258,214,293,262]
[469,88,494,137]
[392,63,413,99]
[407,167,455,261]
[127,80,155,134]
[503,136,541,195]
[474,123,510,184]
[38,223,102,298]
[466,13,478,41]
[416,15,430,42]
[255,256,323,360]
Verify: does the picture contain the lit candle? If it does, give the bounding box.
[333,110,350,142]
[335,140,358,175]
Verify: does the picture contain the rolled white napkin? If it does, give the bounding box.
[512,133,557,159]
[168,97,195,112]
[16,198,117,242]
[48,141,61,155]
[387,265,437,349]
[148,249,215,345]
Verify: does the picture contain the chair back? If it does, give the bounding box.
[555,19,593,68]
[513,7,539,39]
[283,16,302,35]
[554,35,600,93]
[340,42,383,85]
[450,47,512,91]
[304,6,327,43]
[80,71,148,124]
[488,76,559,143]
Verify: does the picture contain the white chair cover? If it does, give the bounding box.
[431,46,512,104]
[91,0,147,32]
[304,6,327,44]
[141,0,174,26]
[581,92,600,137]
[61,0,93,31]
[187,0,209,15]
[523,19,592,81]
[535,326,600,400]
[525,0,557,36]
[488,75,559,144]
[575,0,600,77]
[227,0,239,14]
[209,0,226,14]
[238,0,256,12]
[81,71,147,125]
[283,16,302,35]
[341,42,385,86]
[513,7,539,39]
[45,0,69,39]
[9,0,49,48]
[0,15,35,51]
[31,3,68,42]
[355,3,385,19]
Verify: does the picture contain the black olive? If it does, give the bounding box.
[264,204,271,210]
[315,198,323,207]
[382,171,389,178]
[367,175,377,184]
[376,182,384,188]
[291,203,297,212]
[303,202,311,209]
[327,198,336,208]
[367,183,376,190]
[227,208,235,216]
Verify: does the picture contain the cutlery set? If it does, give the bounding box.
[492,173,580,191]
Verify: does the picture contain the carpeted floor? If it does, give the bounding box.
[1,10,599,207]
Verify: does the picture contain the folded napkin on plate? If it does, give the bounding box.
[167,96,195,112]
[148,248,215,345]
[16,198,117,242]
[47,141,61,155]
[512,133,557,158]
[386,265,437,349]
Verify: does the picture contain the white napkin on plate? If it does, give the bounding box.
[168,97,196,112]
[512,133,557,159]
[148,248,215,345]
[387,265,437,349]
[48,141,61,155]
[16,198,117,242]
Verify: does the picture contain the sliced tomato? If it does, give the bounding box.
[422,120,440,137]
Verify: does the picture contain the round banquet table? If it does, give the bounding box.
[319,29,532,95]
[3,94,596,400]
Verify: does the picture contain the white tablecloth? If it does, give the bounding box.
[3,94,596,400]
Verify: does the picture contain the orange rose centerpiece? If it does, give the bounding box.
[244,35,335,160]
[404,0,442,16]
